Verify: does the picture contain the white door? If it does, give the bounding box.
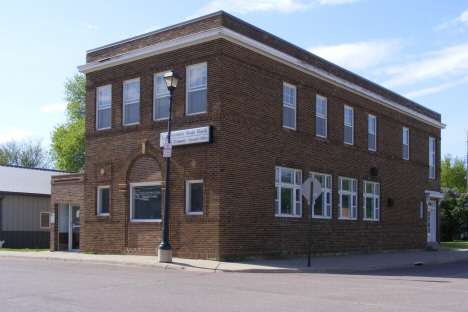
[58,204,80,251]
[427,201,437,243]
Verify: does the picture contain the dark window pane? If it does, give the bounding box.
[188,89,207,114]
[314,193,324,216]
[100,188,110,214]
[366,197,374,219]
[344,125,353,144]
[283,106,295,128]
[341,195,351,218]
[125,102,139,124]
[98,108,111,129]
[154,96,170,120]
[190,183,203,212]
[133,186,161,219]
[281,187,293,215]
[316,117,326,137]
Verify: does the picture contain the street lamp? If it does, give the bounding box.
[158,70,181,263]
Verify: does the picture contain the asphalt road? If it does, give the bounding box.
[1,258,467,311]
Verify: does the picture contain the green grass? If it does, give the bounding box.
[0,248,49,252]
[441,240,468,250]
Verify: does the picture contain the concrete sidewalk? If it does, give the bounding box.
[1,249,468,273]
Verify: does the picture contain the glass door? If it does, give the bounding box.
[71,206,80,251]
[57,204,80,251]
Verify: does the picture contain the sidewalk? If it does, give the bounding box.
[1,249,468,273]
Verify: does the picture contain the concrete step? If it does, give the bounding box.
[426,242,448,252]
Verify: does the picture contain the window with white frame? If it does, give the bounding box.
[40,212,50,229]
[310,172,332,218]
[363,181,380,221]
[316,95,327,138]
[96,85,112,130]
[338,177,357,219]
[154,72,170,121]
[368,115,376,151]
[344,106,354,145]
[97,186,110,215]
[429,137,436,179]
[130,182,162,221]
[123,78,140,125]
[275,167,302,217]
[186,180,203,214]
[186,63,207,115]
[283,83,296,130]
[403,127,410,160]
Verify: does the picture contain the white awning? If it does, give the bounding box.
[425,190,444,204]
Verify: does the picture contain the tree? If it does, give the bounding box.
[0,137,51,168]
[441,154,467,193]
[441,190,468,241]
[50,74,86,172]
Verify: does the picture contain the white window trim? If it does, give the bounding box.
[338,177,357,220]
[344,105,354,145]
[316,95,327,138]
[153,71,171,121]
[429,137,436,179]
[130,181,162,222]
[363,181,380,221]
[97,185,110,216]
[123,78,140,126]
[275,166,302,218]
[40,211,51,229]
[403,127,410,160]
[186,180,203,215]
[310,172,332,219]
[368,114,377,151]
[186,62,207,116]
[283,82,297,130]
[96,84,112,130]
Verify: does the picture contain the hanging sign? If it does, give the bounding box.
[50,213,55,224]
[160,126,212,147]
[163,143,172,158]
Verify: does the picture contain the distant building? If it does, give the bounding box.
[73,11,445,259]
[0,165,69,248]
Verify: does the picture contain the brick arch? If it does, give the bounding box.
[120,141,166,184]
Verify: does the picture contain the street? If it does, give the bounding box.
[1,258,467,311]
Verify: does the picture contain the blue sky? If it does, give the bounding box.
[1,0,467,160]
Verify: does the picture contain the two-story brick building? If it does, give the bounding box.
[73,11,445,260]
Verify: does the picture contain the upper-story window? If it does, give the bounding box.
[316,95,327,138]
[154,72,170,121]
[338,177,357,220]
[186,63,207,115]
[368,115,376,151]
[123,78,140,126]
[310,172,332,218]
[344,106,354,145]
[96,85,112,130]
[363,181,380,221]
[403,127,410,160]
[283,83,296,130]
[275,167,302,217]
[429,137,436,179]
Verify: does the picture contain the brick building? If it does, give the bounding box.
[74,11,445,260]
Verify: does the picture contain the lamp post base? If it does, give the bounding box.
[158,248,172,263]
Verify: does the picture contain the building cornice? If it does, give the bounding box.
[78,27,446,129]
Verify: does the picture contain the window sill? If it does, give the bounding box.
[283,126,296,131]
[186,111,207,116]
[363,219,380,222]
[96,213,109,217]
[275,214,301,218]
[338,217,357,220]
[123,122,140,127]
[96,127,111,131]
[312,216,332,219]
[186,212,203,215]
[129,219,162,223]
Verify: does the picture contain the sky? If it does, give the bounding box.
[1,0,467,161]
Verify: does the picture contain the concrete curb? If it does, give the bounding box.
[2,251,468,274]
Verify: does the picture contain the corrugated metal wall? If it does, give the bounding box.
[1,194,50,231]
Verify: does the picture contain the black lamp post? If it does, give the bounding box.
[158,70,180,263]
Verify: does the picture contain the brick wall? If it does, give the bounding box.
[81,22,441,260]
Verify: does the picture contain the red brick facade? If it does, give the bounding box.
[78,11,443,260]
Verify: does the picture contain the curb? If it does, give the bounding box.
[2,252,468,274]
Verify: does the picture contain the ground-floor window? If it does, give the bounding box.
[363,181,380,221]
[310,172,332,218]
[186,180,203,214]
[338,177,357,220]
[275,166,302,217]
[97,186,110,215]
[130,182,162,221]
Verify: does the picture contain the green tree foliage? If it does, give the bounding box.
[441,190,468,241]
[50,74,86,172]
[0,137,51,168]
[441,154,467,193]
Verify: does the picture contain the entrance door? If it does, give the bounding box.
[427,201,437,243]
[58,204,80,251]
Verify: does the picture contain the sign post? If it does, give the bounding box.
[301,177,322,267]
